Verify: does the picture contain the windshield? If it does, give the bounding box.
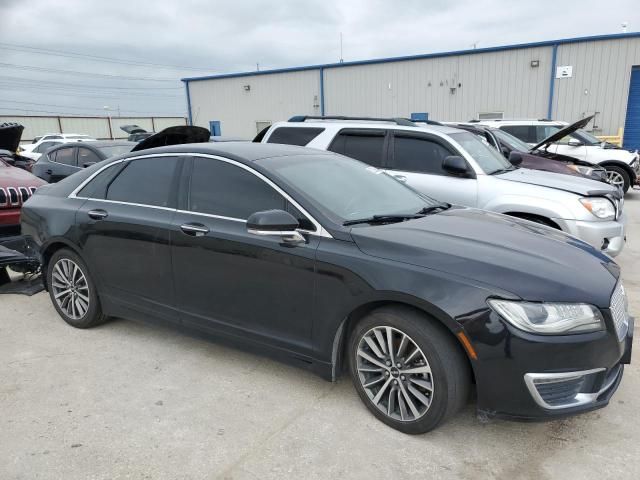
[259,154,440,224]
[97,145,134,157]
[448,132,512,174]
[492,129,530,152]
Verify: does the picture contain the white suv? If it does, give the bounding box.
[475,119,639,192]
[257,116,627,256]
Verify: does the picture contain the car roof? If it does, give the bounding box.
[272,120,465,136]
[122,141,335,164]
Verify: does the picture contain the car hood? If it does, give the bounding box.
[120,124,147,134]
[131,126,210,152]
[496,167,621,198]
[0,163,47,187]
[350,207,618,307]
[531,116,594,151]
[0,123,24,152]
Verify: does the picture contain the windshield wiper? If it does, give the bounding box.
[343,214,423,226]
[416,203,451,214]
[489,167,516,175]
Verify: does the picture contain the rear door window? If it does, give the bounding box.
[106,156,179,207]
[391,133,454,174]
[55,147,77,166]
[266,127,325,146]
[77,147,101,166]
[327,129,387,167]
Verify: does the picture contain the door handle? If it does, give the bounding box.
[392,174,407,183]
[180,223,209,236]
[87,209,108,220]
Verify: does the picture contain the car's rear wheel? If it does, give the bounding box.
[604,166,630,193]
[348,306,470,434]
[47,249,107,329]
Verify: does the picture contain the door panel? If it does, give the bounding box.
[171,212,319,353]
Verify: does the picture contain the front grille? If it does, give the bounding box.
[611,283,629,341]
[7,187,18,205]
[0,185,38,209]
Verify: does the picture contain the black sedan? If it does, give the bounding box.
[21,141,632,434]
[31,141,135,183]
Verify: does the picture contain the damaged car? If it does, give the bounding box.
[0,123,37,171]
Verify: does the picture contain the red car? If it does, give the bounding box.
[0,124,47,235]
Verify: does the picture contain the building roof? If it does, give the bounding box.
[182,31,640,83]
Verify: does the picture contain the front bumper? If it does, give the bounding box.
[554,213,626,257]
[466,309,633,421]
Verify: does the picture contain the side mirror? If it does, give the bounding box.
[442,155,469,175]
[246,209,305,245]
[567,138,583,147]
[500,146,511,159]
[508,151,523,166]
[83,162,97,168]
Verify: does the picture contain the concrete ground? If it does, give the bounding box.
[1,192,639,480]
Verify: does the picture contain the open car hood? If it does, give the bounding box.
[131,126,210,152]
[530,115,594,152]
[120,124,147,134]
[0,123,24,152]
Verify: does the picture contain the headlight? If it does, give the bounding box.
[579,197,615,220]
[568,164,594,176]
[488,299,605,335]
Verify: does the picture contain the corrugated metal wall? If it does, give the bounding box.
[323,46,552,121]
[186,36,640,139]
[552,37,640,135]
[0,115,187,142]
[187,69,321,137]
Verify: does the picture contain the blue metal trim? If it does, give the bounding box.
[319,67,325,116]
[547,44,559,119]
[181,32,640,83]
[184,81,193,125]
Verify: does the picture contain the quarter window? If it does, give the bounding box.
[328,130,386,167]
[189,157,286,219]
[393,135,453,174]
[55,147,76,166]
[106,156,179,207]
[267,127,325,146]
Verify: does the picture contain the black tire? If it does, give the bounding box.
[348,306,470,434]
[604,166,630,193]
[47,248,107,329]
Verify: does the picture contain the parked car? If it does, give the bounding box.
[445,121,608,184]
[0,123,36,171]
[475,118,640,192]
[0,158,46,236]
[21,137,632,434]
[120,125,154,142]
[258,116,627,257]
[32,141,136,183]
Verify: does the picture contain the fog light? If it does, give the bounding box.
[601,238,610,250]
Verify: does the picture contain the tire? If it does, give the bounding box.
[604,166,630,193]
[348,306,470,434]
[47,248,107,329]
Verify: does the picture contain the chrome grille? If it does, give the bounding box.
[611,283,629,341]
[0,185,38,209]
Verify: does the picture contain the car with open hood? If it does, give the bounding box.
[120,124,154,142]
[448,120,608,184]
[258,116,627,257]
[476,117,640,192]
[0,122,37,171]
[0,157,47,236]
[20,140,632,434]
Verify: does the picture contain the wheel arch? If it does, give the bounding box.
[599,160,635,179]
[40,238,83,291]
[501,212,561,229]
[330,298,477,386]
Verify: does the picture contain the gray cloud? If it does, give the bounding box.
[0,0,637,118]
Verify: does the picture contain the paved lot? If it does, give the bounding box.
[2,192,640,480]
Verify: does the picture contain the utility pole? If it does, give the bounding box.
[340,32,344,63]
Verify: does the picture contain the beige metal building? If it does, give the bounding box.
[182,32,640,150]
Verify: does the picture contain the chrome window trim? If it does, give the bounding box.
[68,152,333,239]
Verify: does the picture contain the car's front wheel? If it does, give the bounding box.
[47,248,107,329]
[604,166,630,193]
[348,306,471,434]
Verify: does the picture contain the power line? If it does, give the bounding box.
[0,82,183,98]
[0,105,185,116]
[0,42,215,72]
[0,75,182,90]
[0,98,183,114]
[0,62,180,82]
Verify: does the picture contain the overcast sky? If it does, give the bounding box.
[0,0,638,119]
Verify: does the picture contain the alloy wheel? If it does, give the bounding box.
[356,326,434,422]
[51,258,90,320]
[606,170,625,188]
